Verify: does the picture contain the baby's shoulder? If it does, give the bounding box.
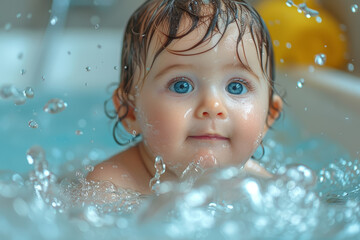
[86,146,151,193]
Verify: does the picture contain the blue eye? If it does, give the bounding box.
[169,79,193,94]
[226,81,247,95]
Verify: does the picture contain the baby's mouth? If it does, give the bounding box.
[188,134,229,141]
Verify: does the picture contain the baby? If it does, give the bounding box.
[87,0,283,194]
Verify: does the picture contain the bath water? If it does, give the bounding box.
[1,95,360,239]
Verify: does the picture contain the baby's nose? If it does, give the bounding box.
[195,94,228,120]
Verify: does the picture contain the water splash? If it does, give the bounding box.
[43,98,68,114]
[286,1,319,18]
[149,156,166,194]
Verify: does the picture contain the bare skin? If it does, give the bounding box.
[87,20,282,195]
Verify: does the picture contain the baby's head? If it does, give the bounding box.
[113,0,282,177]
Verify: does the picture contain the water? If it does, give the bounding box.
[43,98,68,114]
[1,125,360,240]
[315,53,327,66]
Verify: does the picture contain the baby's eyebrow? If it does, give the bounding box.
[223,62,260,82]
[153,63,192,79]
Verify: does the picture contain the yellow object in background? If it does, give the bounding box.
[256,0,348,69]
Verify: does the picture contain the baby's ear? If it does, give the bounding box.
[265,94,283,130]
[112,89,141,134]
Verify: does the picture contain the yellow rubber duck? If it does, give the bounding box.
[256,0,347,69]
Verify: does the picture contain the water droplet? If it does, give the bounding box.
[4,23,12,31]
[16,13,22,19]
[297,78,305,88]
[94,24,100,30]
[124,65,128,70]
[347,63,354,72]
[154,156,166,175]
[41,75,46,81]
[24,87,34,98]
[20,69,26,75]
[149,156,166,194]
[351,4,358,13]
[304,107,308,111]
[75,130,83,135]
[316,16,322,23]
[273,40,280,47]
[85,165,94,172]
[308,65,315,73]
[26,145,46,166]
[85,66,91,72]
[114,66,118,70]
[286,42,292,49]
[298,3,319,17]
[314,53,326,66]
[286,0,294,7]
[280,59,284,63]
[50,16,58,25]
[43,98,68,114]
[28,120,39,129]
[0,84,17,99]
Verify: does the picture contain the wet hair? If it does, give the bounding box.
[108,0,281,145]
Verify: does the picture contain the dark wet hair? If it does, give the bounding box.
[107,0,281,146]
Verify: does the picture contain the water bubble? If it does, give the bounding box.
[20,69,26,75]
[124,65,128,70]
[286,42,292,49]
[16,13,22,19]
[94,24,100,30]
[24,87,34,98]
[42,75,46,81]
[315,53,326,66]
[316,16,322,23]
[351,4,358,13]
[50,16,58,25]
[28,120,39,129]
[114,66,118,70]
[85,66,91,72]
[347,63,354,72]
[43,98,68,114]
[297,78,305,88]
[273,40,280,47]
[75,130,83,135]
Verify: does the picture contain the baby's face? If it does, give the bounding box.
[132,23,272,177]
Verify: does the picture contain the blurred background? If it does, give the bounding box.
[0,0,359,172]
